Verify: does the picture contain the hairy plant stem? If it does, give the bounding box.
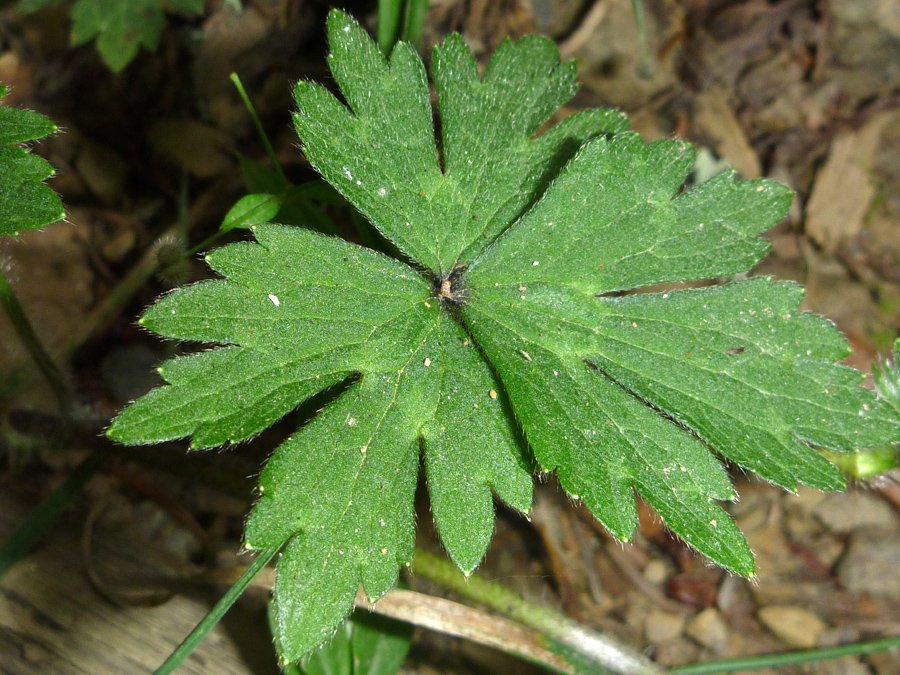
[0,268,73,414]
[403,0,429,48]
[411,548,667,675]
[631,0,653,78]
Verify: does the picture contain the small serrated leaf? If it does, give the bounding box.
[0,86,64,237]
[71,0,165,71]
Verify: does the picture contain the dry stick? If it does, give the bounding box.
[559,0,615,60]
[0,269,74,414]
[62,237,165,362]
[356,588,578,674]
[604,543,693,616]
[410,548,667,675]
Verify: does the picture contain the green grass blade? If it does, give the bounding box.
[402,0,429,50]
[377,0,404,54]
[673,635,900,674]
[631,0,653,77]
[230,72,287,184]
[0,452,105,580]
[154,546,281,675]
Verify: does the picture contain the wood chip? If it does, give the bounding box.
[693,90,761,179]
[806,112,897,252]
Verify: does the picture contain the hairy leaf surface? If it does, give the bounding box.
[108,10,900,661]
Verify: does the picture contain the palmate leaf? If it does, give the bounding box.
[0,85,64,237]
[108,10,900,661]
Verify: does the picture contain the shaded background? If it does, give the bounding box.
[1,0,900,673]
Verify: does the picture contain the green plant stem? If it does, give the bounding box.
[230,73,287,185]
[0,268,73,413]
[185,230,228,259]
[403,0,429,49]
[411,548,666,675]
[672,636,900,674]
[0,451,105,580]
[154,546,281,675]
[377,0,404,54]
[631,0,653,78]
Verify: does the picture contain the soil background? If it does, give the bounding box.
[2,0,900,673]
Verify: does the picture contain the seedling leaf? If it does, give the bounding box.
[68,0,202,72]
[221,193,283,232]
[109,10,900,661]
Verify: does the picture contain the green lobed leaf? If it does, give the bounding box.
[349,614,412,675]
[109,9,900,660]
[0,86,64,237]
[300,616,352,675]
[297,613,411,675]
[72,0,164,71]
[294,11,627,276]
[465,135,788,294]
[70,0,202,72]
[237,156,345,233]
[873,338,900,413]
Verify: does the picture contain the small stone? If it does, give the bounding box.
[643,559,669,585]
[652,637,700,667]
[788,485,828,512]
[818,656,871,675]
[644,611,685,643]
[813,492,896,533]
[868,650,900,675]
[685,608,728,653]
[757,605,826,648]
[839,530,900,598]
[818,626,861,648]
